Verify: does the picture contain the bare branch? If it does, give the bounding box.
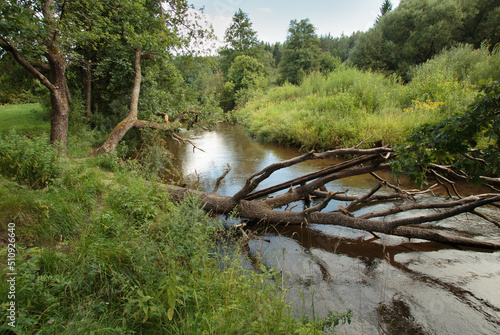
[358,194,499,220]
[172,133,205,152]
[244,152,386,201]
[354,135,374,148]
[232,150,316,202]
[302,191,336,215]
[472,210,500,229]
[385,194,500,230]
[345,181,385,212]
[0,37,55,91]
[212,163,231,193]
[264,163,392,209]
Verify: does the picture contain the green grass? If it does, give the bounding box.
[0,133,350,334]
[0,103,50,134]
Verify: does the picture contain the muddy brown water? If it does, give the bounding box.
[166,124,500,334]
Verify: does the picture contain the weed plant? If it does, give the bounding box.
[0,135,348,334]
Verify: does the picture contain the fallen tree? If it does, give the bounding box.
[157,144,500,250]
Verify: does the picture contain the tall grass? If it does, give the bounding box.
[237,45,499,150]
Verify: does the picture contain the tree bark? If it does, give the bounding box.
[160,183,500,250]
[85,61,92,118]
[46,46,70,154]
[91,49,208,156]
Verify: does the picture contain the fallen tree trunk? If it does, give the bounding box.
[156,145,500,250]
[160,184,500,250]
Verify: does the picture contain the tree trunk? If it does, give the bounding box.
[91,49,207,156]
[85,61,92,118]
[46,47,70,154]
[160,183,500,250]
[92,48,142,156]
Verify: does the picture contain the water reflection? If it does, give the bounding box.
[166,124,500,334]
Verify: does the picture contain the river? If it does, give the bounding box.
[166,124,500,334]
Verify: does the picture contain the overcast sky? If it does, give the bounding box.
[188,0,401,46]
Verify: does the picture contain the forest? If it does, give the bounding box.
[0,0,499,333]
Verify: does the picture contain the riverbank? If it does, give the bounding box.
[0,106,351,334]
[236,45,499,150]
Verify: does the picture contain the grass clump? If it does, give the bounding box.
[0,131,62,188]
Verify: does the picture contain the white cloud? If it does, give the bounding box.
[258,7,273,13]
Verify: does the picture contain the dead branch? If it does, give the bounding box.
[472,210,500,229]
[430,163,500,188]
[358,194,500,220]
[172,133,205,153]
[152,142,500,250]
[302,191,336,215]
[244,153,383,200]
[345,181,385,212]
[263,163,392,209]
[213,163,231,193]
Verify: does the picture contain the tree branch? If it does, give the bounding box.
[213,163,231,193]
[0,38,55,91]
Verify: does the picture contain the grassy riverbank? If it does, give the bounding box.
[0,106,350,334]
[236,45,499,150]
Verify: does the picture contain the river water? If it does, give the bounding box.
[166,124,500,334]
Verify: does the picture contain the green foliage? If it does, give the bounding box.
[394,80,500,186]
[237,67,412,149]
[237,47,497,151]
[0,132,62,188]
[222,55,269,111]
[376,0,393,23]
[219,9,265,77]
[279,19,322,85]
[223,8,259,52]
[349,0,500,79]
[0,54,45,104]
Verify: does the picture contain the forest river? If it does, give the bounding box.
[166,124,500,334]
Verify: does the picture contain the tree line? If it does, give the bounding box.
[216,0,499,110]
[0,0,499,156]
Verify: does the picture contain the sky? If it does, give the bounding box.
[187,0,401,47]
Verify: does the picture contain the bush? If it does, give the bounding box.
[0,132,62,188]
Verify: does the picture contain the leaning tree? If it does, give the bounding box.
[90,0,211,156]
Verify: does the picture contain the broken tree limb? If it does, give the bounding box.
[244,153,383,200]
[358,194,500,220]
[232,146,394,203]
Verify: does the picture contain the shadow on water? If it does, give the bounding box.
[166,124,500,334]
